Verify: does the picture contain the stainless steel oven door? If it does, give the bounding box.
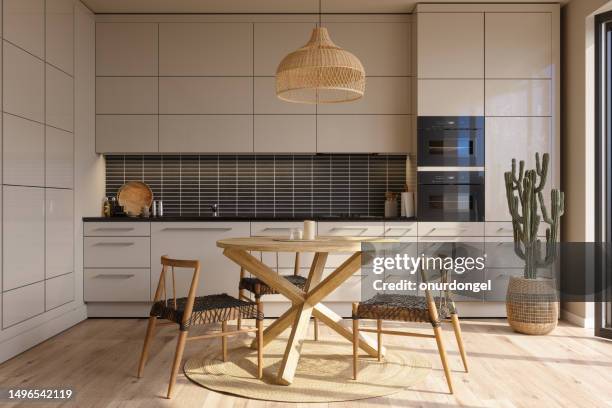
[417,183,484,222]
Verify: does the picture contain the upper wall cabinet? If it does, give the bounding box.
[417,13,484,78]
[159,77,253,114]
[3,42,45,122]
[485,13,552,79]
[96,115,158,153]
[253,22,315,76]
[96,23,158,76]
[3,0,45,58]
[418,79,484,116]
[254,77,315,114]
[96,77,158,114]
[317,77,411,115]
[485,79,552,116]
[46,0,74,75]
[324,22,411,76]
[159,23,252,76]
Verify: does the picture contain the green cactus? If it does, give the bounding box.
[504,153,565,279]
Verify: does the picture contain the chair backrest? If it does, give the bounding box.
[153,256,201,325]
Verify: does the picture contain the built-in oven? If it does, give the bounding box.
[417,171,484,222]
[418,116,484,167]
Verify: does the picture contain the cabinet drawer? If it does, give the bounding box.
[384,222,417,237]
[318,222,384,237]
[84,237,150,268]
[84,268,150,302]
[3,282,45,328]
[485,222,548,237]
[84,222,150,237]
[251,222,304,237]
[418,222,484,237]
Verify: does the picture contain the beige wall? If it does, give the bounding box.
[561,0,610,324]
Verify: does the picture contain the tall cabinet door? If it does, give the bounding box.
[46,189,74,279]
[150,222,250,298]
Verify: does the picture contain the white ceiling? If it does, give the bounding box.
[81,0,567,14]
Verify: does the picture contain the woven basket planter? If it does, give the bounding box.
[506,276,559,335]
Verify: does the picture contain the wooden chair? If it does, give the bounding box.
[137,256,264,399]
[238,252,319,340]
[351,266,468,394]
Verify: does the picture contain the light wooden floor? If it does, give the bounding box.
[0,318,611,408]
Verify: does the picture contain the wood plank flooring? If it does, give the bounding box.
[0,318,610,407]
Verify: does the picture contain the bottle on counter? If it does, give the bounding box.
[152,201,158,217]
[102,197,111,217]
[158,201,164,217]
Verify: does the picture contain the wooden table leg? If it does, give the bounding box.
[276,253,328,385]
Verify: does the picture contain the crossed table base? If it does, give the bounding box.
[217,237,385,385]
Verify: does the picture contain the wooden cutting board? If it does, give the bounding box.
[117,181,153,217]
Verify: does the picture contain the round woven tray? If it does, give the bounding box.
[184,338,430,403]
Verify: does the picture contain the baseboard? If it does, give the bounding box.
[561,309,595,329]
[0,305,87,364]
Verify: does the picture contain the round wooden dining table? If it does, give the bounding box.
[217,236,385,385]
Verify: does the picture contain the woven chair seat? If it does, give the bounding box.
[239,275,308,296]
[150,293,262,331]
[355,294,453,324]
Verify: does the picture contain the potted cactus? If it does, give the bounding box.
[504,153,564,335]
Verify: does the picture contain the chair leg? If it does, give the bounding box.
[376,319,383,362]
[137,316,157,378]
[433,325,453,394]
[167,330,188,399]
[256,302,264,379]
[450,313,468,373]
[352,305,359,380]
[313,317,319,341]
[221,321,228,362]
[237,289,244,330]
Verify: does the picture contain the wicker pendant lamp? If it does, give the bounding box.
[275,1,365,104]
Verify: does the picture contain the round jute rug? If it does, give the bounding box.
[183,338,430,403]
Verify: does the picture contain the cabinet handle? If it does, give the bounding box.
[385,227,413,233]
[94,273,135,279]
[94,227,135,231]
[262,227,292,231]
[94,242,135,247]
[329,227,369,233]
[161,227,232,232]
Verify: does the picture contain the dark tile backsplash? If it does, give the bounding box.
[105,155,407,217]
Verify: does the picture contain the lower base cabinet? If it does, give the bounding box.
[3,282,45,328]
[150,222,250,299]
[45,273,75,310]
[84,269,150,302]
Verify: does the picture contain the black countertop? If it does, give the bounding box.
[83,216,417,222]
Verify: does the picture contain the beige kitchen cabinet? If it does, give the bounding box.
[317,77,411,115]
[3,41,44,122]
[159,77,252,114]
[3,186,45,291]
[485,117,551,221]
[84,222,150,237]
[3,0,45,58]
[317,115,411,153]
[317,222,385,267]
[46,126,73,188]
[159,115,253,153]
[485,79,551,117]
[150,222,250,298]
[46,64,74,132]
[384,222,418,237]
[96,77,158,114]
[2,282,45,328]
[46,189,74,279]
[417,12,484,79]
[96,115,158,153]
[84,236,150,269]
[46,0,74,75]
[254,115,316,153]
[253,77,315,114]
[3,113,45,187]
[485,13,552,79]
[418,79,484,116]
[159,23,252,76]
[253,22,315,76]
[84,268,150,302]
[96,22,158,76]
[45,272,74,310]
[324,22,411,76]
[485,221,547,237]
[417,222,484,237]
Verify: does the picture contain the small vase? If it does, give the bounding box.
[506,276,559,335]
